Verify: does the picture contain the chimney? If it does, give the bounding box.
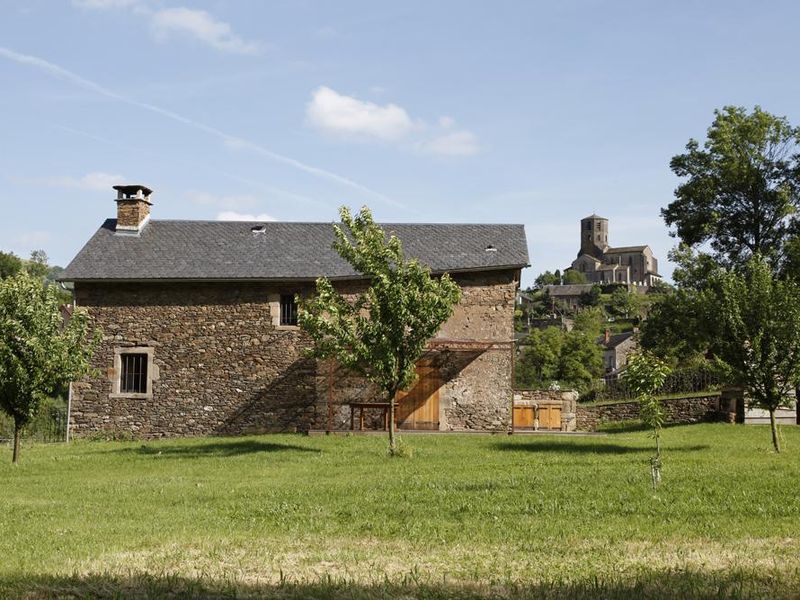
[604,329,611,344]
[113,184,153,235]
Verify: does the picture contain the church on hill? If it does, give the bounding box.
[568,214,661,286]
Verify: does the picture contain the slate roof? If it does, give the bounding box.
[544,284,593,296]
[61,220,529,282]
[605,245,649,254]
[598,331,635,349]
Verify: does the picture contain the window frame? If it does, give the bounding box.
[110,346,157,399]
[280,293,299,327]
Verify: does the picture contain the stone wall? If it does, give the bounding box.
[575,394,722,431]
[71,269,518,438]
[116,200,150,229]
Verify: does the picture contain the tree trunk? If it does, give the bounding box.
[12,418,22,465]
[388,398,397,456]
[769,408,781,453]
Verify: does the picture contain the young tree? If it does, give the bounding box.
[299,207,462,455]
[663,106,800,270]
[624,352,672,489]
[0,273,98,463]
[712,256,800,452]
[609,286,642,319]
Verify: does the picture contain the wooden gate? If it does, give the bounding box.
[512,403,562,431]
[538,404,562,430]
[395,361,440,430]
[513,405,535,429]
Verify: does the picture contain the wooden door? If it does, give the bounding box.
[513,406,535,429]
[395,362,440,430]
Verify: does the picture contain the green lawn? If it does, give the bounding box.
[1,424,799,599]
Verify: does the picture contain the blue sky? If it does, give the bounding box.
[2,1,799,286]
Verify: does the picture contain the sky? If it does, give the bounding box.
[1,1,799,287]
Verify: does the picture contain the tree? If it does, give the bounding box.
[26,250,49,279]
[711,256,800,453]
[0,273,98,463]
[534,270,561,287]
[562,269,588,285]
[516,327,563,386]
[609,286,641,319]
[299,207,462,455]
[0,252,22,280]
[579,284,602,308]
[623,352,671,489]
[663,106,800,270]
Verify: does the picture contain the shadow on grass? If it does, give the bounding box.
[106,439,321,459]
[0,570,794,600]
[494,441,710,454]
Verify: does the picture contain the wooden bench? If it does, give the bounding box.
[349,402,391,431]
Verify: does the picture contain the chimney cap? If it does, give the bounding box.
[113,184,153,200]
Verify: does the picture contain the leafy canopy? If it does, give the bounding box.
[299,206,461,452]
[663,106,800,269]
[0,272,99,462]
[711,256,800,452]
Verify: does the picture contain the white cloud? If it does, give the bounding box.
[216,211,276,222]
[418,130,480,156]
[306,87,480,157]
[0,47,397,207]
[306,86,416,141]
[150,8,261,55]
[72,0,139,9]
[187,191,258,210]
[13,172,125,191]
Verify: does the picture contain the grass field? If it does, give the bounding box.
[1,424,799,599]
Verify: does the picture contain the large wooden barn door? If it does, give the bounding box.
[395,361,440,430]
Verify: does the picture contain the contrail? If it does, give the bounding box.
[0,46,403,208]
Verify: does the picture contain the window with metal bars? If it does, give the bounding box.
[120,353,148,394]
[280,294,298,326]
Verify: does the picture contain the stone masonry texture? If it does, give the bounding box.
[71,270,518,438]
[575,395,722,431]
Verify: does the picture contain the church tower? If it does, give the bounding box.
[579,214,608,259]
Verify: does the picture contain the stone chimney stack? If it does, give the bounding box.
[113,184,153,235]
[604,329,611,344]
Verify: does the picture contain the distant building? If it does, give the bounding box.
[598,330,637,376]
[568,215,661,286]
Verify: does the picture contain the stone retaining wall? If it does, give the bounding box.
[575,395,722,431]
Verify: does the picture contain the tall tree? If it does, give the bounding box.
[711,256,800,453]
[299,207,461,455]
[663,106,800,269]
[0,273,98,463]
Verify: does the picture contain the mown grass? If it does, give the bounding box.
[1,424,799,599]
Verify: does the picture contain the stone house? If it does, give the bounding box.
[568,214,661,286]
[598,330,637,377]
[60,185,529,438]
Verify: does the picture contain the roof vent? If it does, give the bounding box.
[251,225,267,235]
[485,244,498,252]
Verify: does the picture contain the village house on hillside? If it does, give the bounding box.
[569,214,661,286]
[60,185,529,438]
